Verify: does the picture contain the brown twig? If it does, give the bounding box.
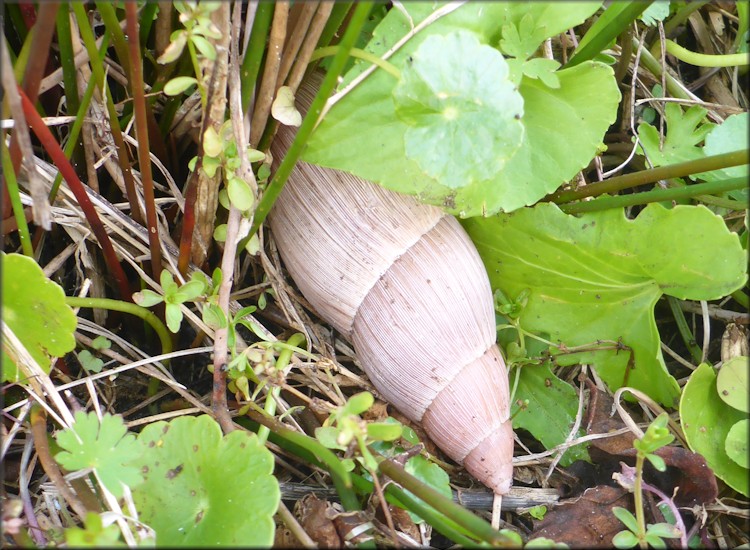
[275,2,318,90]
[249,1,289,147]
[124,1,163,283]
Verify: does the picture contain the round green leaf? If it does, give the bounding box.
[403,455,452,524]
[132,415,279,546]
[393,30,524,188]
[680,363,748,496]
[226,177,254,212]
[717,356,749,412]
[725,420,749,469]
[164,76,198,96]
[202,126,223,158]
[1,253,77,382]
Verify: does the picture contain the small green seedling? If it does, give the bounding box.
[133,270,207,333]
[77,336,112,374]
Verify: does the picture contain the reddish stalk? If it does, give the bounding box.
[19,87,131,300]
[124,1,163,281]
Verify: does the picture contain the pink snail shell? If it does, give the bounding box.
[268,75,513,494]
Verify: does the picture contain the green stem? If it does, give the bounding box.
[240,1,274,114]
[242,404,359,511]
[257,333,306,444]
[65,296,172,359]
[1,141,34,256]
[186,36,207,109]
[634,452,647,549]
[378,459,513,546]
[666,296,703,364]
[247,2,374,240]
[558,176,747,214]
[665,39,749,67]
[633,36,694,100]
[309,46,401,79]
[549,150,749,203]
[732,290,749,309]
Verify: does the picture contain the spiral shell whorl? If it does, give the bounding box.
[268,75,513,494]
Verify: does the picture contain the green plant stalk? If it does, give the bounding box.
[95,1,132,79]
[309,46,401,78]
[693,193,747,210]
[241,404,360,511]
[55,4,79,114]
[240,1,274,114]
[550,149,749,203]
[1,140,33,256]
[314,2,352,51]
[634,451,648,549]
[248,2,374,240]
[12,27,33,83]
[664,39,748,67]
[567,2,651,68]
[666,296,703,364]
[632,36,694,101]
[65,296,172,358]
[186,36,208,109]
[663,1,709,37]
[257,333,306,444]
[558,176,747,214]
[382,484,481,546]
[138,2,160,48]
[48,40,105,202]
[377,459,513,546]
[19,87,131,299]
[71,2,143,225]
[731,290,749,309]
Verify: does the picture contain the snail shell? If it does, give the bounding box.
[268,75,513,494]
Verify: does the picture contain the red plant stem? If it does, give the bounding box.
[19,87,131,300]
[124,1,163,281]
[177,169,198,276]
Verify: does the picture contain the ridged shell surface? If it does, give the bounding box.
[268,75,513,494]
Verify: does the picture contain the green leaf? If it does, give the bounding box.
[226,176,255,212]
[568,2,647,67]
[680,363,748,496]
[725,420,749,469]
[521,57,561,88]
[640,1,670,26]
[464,203,747,406]
[203,126,223,158]
[647,522,681,539]
[528,505,547,520]
[645,453,667,472]
[511,363,589,466]
[91,336,111,350]
[699,113,749,199]
[637,104,716,167]
[403,455,452,524]
[392,30,524,188]
[78,350,104,374]
[202,303,227,330]
[644,533,668,549]
[717,356,749,412]
[173,278,207,303]
[366,422,402,442]
[190,34,216,60]
[612,530,639,549]
[132,415,279,546]
[342,391,374,416]
[157,31,187,64]
[315,426,346,451]
[55,412,143,498]
[164,76,198,96]
[133,289,164,308]
[613,506,638,533]
[499,12,547,60]
[246,148,266,163]
[1,252,77,382]
[202,155,221,178]
[213,223,227,242]
[303,2,616,217]
[165,303,184,333]
[64,512,124,547]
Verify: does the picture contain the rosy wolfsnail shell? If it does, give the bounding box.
[268,75,513,494]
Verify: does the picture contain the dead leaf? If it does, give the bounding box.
[295,494,342,548]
